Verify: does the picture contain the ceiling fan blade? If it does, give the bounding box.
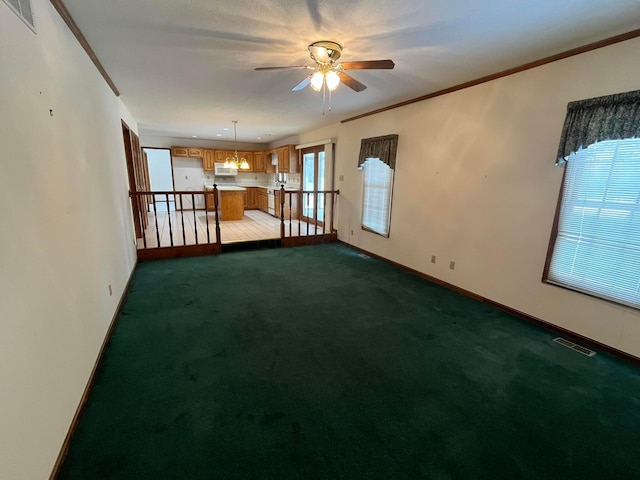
[292,75,312,91]
[254,66,310,71]
[341,60,395,70]
[309,45,331,63]
[338,72,367,92]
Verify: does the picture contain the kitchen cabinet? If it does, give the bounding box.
[253,151,266,172]
[171,147,189,157]
[258,188,269,213]
[276,145,299,173]
[214,150,227,163]
[265,150,276,173]
[274,189,300,219]
[219,190,245,221]
[244,187,259,209]
[172,145,299,173]
[213,150,254,171]
[171,147,203,158]
[205,189,216,211]
[239,151,254,172]
[203,149,215,171]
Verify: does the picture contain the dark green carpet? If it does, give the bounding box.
[59,244,640,479]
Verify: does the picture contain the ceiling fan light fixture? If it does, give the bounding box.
[325,70,340,91]
[310,71,324,91]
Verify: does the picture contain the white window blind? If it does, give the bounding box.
[361,158,394,236]
[547,137,640,309]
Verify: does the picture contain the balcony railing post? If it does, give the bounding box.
[279,185,285,240]
[213,185,221,246]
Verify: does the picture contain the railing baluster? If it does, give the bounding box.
[191,193,198,245]
[180,194,186,245]
[322,192,327,235]
[297,191,301,237]
[279,185,285,240]
[288,191,292,237]
[137,193,147,249]
[330,192,335,233]
[213,185,221,246]
[306,192,310,236]
[152,194,160,247]
[314,189,319,235]
[166,193,174,246]
[204,192,210,243]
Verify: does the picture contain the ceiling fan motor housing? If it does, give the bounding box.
[308,40,343,63]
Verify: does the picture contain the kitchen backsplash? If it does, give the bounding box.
[203,172,301,188]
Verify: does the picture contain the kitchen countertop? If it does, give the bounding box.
[205,185,246,191]
[204,184,300,191]
[241,184,300,191]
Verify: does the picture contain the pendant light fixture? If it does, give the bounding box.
[224,121,250,170]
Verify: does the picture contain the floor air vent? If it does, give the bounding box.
[553,337,596,357]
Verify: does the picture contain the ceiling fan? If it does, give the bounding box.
[254,40,395,93]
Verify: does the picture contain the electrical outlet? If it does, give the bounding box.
[339,175,344,181]
[449,261,455,270]
[431,255,436,264]
[351,229,354,235]
[185,175,188,180]
[108,284,113,296]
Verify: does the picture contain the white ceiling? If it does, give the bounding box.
[62,0,640,143]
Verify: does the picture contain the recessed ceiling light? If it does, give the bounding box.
[223,128,230,131]
[192,135,198,138]
[216,133,222,137]
[257,137,262,140]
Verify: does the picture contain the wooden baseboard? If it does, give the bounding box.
[340,241,640,366]
[49,264,137,479]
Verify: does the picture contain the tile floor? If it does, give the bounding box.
[137,209,327,249]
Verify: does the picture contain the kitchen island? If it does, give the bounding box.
[205,185,246,221]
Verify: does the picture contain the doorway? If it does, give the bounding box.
[143,147,175,212]
[301,145,325,224]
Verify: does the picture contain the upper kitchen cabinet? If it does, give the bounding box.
[266,150,276,173]
[171,147,189,157]
[171,147,203,158]
[253,151,266,172]
[239,151,254,172]
[203,149,215,171]
[276,145,299,173]
[214,150,227,163]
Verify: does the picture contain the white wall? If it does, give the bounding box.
[0,1,138,478]
[299,38,640,358]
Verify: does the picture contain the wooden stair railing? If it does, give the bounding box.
[129,187,222,260]
[279,187,340,247]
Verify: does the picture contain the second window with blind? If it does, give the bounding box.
[361,157,394,237]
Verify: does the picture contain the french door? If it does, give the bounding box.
[301,146,325,224]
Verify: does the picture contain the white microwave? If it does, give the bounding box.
[214,163,238,176]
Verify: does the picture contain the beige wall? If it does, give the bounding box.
[299,38,640,358]
[0,0,138,478]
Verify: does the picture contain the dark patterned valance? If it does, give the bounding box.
[357,134,399,170]
[556,89,640,165]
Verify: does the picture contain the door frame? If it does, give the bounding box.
[301,145,326,226]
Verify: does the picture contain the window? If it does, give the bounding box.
[361,158,394,236]
[545,138,640,308]
[357,134,398,237]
